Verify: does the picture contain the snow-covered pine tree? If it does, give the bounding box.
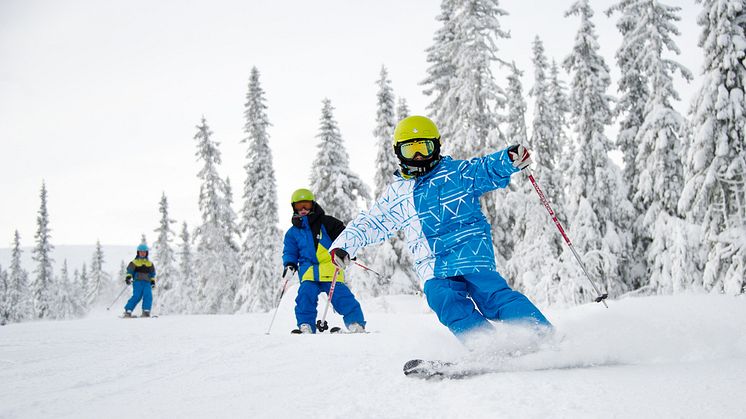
[309,98,371,224]
[529,37,565,207]
[396,98,410,122]
[421,0,458,140]
[193,117,239,313]
[152,193,177,309]
[425,0,509,159]
[614,1,695,293]
[56,260,82,319]
[77,262,89,312]
[235,67,282,313]
[87,240,109,308]
[365,65,418,296]
[679,0,746,295]
[31,182,55,319]
[505,51,567,305]
[547,59,574,176]
[5,231,31,323]
[562,0,634,300]
[176,222,195,313]
[0,265,7,324]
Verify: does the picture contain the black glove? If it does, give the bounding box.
[125,276,132,285]
[330,248,351,270]
[508,144,532,170]
[283,264,297,278]
[150,279,156,289]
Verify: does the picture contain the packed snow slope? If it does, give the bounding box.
[1,291,745,419]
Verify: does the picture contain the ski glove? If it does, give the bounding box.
[125,276,132,285]
[150,279,156,289]
[508,144,532,170]
[282,264,297,278]
[330,248,351,270]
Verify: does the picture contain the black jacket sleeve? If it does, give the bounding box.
[323,215,346,242]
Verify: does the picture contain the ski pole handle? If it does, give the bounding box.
[525,167,609,308]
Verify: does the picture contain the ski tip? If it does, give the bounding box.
[403,359,425,375]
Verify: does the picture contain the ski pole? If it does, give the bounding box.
[265,276,290,335]
[316,267,340,332]
[106,284,129,311]
[354,261,381,277]
[525,166,609,308]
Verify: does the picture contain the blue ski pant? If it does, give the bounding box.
[423,270,550,338]
[124,280,153,312]
[295,280,365,332]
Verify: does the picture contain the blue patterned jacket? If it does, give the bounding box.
[330,147,518,284]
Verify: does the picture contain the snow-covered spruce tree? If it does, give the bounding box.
[504,53,567,304]
[396,98,410,122]
[679,0,746,295]
[309,98,371,224]
[0,265,7,324]
[364,66,418,296]
[31,182,56,319]
[193,117,239,313]
[77,262,89,312]
[616,1,695,293]
[56,260,82,319]
[235,67,282,313]
[529,37,565,207]
[4,231,31,323]
[607,0,651,205]
[152,193,177,311]
[86,240,109,308]
[548,59,575,177]
[424,0,509,160]
[562,0,634,301]
[421,0,458,140]
[175,222,195,313]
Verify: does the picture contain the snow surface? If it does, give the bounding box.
[1,291,745,419]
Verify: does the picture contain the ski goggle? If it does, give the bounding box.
[293,201,313,212]
[398,139,436,159]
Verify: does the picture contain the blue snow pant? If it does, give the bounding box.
[423,270,551,340]
[295,280,365,332]
[124,280,153,312]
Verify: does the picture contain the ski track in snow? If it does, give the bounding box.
[1,293,746,419]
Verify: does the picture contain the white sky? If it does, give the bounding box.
[1,0,702,246]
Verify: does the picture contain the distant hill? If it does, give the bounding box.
[0,245,137,277]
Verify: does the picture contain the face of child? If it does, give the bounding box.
[293,200,313,216]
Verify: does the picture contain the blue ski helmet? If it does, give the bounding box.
[137,244,149,252]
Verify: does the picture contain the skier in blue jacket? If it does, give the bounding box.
[329,115,550,345]
[282,188,366,334]
[123,244,156,318]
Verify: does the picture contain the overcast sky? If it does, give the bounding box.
[1,0,703,247]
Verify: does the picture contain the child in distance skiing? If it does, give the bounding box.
[123,244,156,317]
[329,115,551,346]
[282,188,366,334]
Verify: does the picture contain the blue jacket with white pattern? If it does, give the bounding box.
[330,147,518,285]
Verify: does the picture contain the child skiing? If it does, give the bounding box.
[329,115,551,346]
[123,244,157,317]
[282,188,366,334]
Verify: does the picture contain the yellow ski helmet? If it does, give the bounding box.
[291,188,315,204]
[392,116,442,178]
[393,115,441,145]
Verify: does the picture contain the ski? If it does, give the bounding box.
[119,315,159,319]
[403,358,621,380]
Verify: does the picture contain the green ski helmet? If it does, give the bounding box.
[291,188,315,204]
[392,115,442,178]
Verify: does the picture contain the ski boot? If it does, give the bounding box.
[347,323,366,333]
[141,310,151,318]
[291,323,313,334]
[123,310,133,318]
